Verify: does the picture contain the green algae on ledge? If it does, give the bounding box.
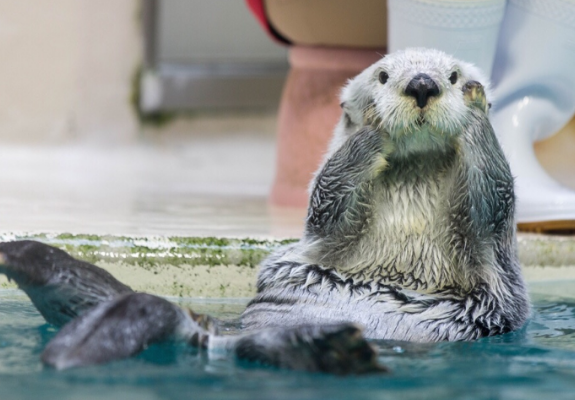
[0,233,296,269]
[1,232,575,269]
[1,232,575,297]
[0,233,298,297]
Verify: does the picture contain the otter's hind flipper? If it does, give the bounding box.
[42,292,192,370]
[0,240,133,326]
[42,294,385,374]
[231,324,387,375]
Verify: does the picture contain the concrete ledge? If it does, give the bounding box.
[0,232,573,297]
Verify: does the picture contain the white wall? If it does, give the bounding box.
[158,0,287,65]
[0,0,141,143]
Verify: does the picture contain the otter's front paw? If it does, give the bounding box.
[462,81,490,114]
[344,128,389,177]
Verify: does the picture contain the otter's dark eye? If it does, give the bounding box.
[449,71,458,85]
[378,71,389,84]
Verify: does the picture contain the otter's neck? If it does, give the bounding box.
[385,145,458,178]
[389,126,460,161]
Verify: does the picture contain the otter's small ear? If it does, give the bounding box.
[462,80,489,114]
[343,112,353,129]
[340,102,346,109]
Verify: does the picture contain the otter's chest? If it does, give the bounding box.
[356,168,455,290]
[374,172,446,236]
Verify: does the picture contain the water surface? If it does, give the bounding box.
[0,289,574,400]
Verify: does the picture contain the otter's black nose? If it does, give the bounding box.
[405,73,440,108]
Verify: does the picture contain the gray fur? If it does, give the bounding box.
[242,49,530,342]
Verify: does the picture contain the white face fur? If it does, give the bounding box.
[330,48,491,158]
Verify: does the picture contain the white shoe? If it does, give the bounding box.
[387,0,506,76]
[490,0,575,231]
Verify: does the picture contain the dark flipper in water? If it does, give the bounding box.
[0,240,133,326]
[41,292,189,370]
[232,324,387,375]
[42,291,386,374]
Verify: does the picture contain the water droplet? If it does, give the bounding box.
[393,346,404,353]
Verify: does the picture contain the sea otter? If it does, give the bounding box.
[242,48,530,341]
[0,49,529,373]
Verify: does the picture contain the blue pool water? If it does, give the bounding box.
[1,289,575,400]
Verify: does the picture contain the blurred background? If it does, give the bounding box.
[0,0,301,238]
[0,0,289,143]
[0,0,573,239]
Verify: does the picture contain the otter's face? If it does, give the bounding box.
[339,48,490,156]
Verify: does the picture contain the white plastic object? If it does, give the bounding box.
[387,0,506,77]
[490,0,575,225]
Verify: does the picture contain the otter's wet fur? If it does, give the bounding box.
[0,49,529,373]
[243,48,530,341]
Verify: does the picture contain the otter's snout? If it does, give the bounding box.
[405,73,440,108]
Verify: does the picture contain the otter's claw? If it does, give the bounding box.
[463,80,490,114]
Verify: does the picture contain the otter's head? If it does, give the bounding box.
[333,48,491,157]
